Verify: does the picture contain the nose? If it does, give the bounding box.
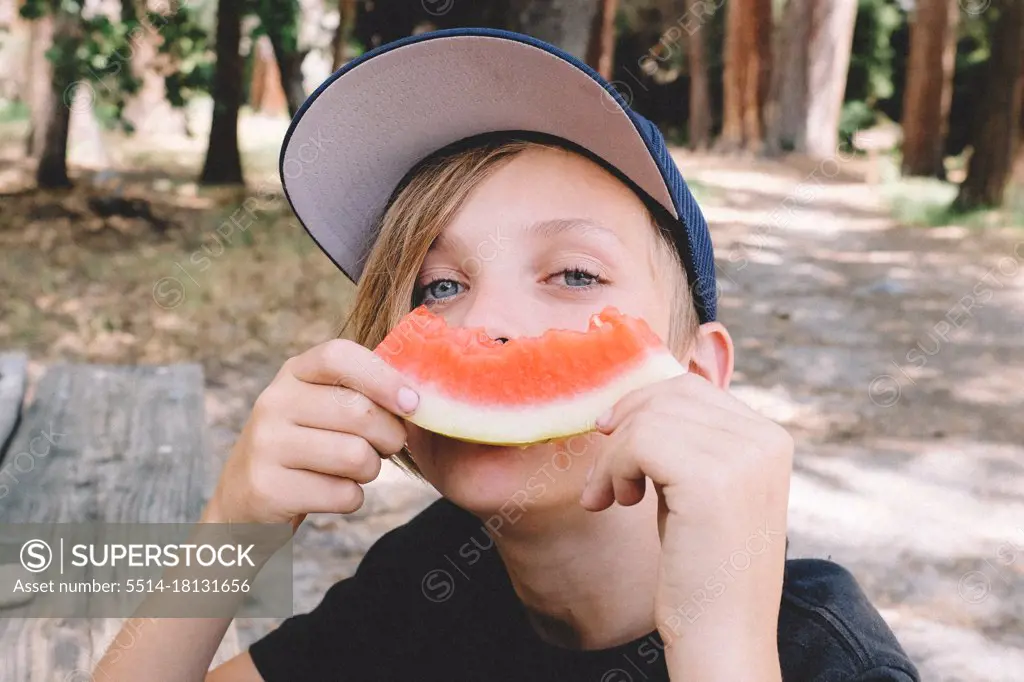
[465,314,518,344]
[455,289,530,343]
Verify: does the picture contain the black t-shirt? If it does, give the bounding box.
[249,498,920,681]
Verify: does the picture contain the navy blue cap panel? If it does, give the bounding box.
[630,114,717,323]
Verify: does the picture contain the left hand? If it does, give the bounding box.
[579,372,793,679]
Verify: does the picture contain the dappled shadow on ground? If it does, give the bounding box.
[676,150,1024,681]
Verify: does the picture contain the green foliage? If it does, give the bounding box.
[150,6,214,108]
[78,14,145,131]
[0,99,31,123]
[840,0,998,163]
[838,100,876,149]
[19,0,142,131]
[883,177,961,226]
[17,0,215,128]
[248,0,300,51]
[882,173,1024,228]
[18,0,47,20]
[844,0,902,112]
[835,0,907,155]
[957,11,991,66]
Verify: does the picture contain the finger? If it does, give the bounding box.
[276,468,366,515]
[580,457,616,511]
[612,476,646,507]
[581,453,646,510]
[596,374,758,436]
[278,382,408,456]
[580,432,645,511]
[280,427,383,484]
[669,372,762,416]
[594,382,659,435]
[605,431,647,506]
[288,338,420,417]
[594,373,679,433]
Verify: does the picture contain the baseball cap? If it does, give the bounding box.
[279,27,718,322]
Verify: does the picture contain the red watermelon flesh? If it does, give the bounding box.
[373,305,686,445]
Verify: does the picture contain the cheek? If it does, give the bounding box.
[641,278,677,345]
[601,287,674,345]
[649,305,674,347]
[403,425,434,466]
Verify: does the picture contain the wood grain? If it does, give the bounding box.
[0,363,240,680]
[0,352,27,459]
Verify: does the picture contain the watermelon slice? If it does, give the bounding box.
[373,305,686,445]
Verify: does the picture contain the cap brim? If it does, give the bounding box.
[280,29,676,283]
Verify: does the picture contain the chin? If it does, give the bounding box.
[410,431,589,518]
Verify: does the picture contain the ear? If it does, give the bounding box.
[687,321,735,390]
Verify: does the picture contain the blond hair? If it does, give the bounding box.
[340,138,700,474]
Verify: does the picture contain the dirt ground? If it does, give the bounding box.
[683,154,1024,681]
[2,116,1022,679]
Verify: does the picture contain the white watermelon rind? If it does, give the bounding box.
[406,350,687,445]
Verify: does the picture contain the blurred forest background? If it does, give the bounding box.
[2,0,1024,202]
[2,1,1024,680]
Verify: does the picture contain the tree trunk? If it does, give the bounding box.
[508,0,601,59]
[331,0,357,71]
[901,0,960,177]
[35,83,73,188]
[766,0,857,158]
[954,0,1024,210]
[250,34,288,115]
[803,0,857,158]
[200,0,245,186]
[719,0,772,153]
[121,0,138,23]
[25,12,53,158]
[684,0,711,150]
[7,0,38,108]
[585,0,618,79]
[35,10,79,189]
[264,17,307,118]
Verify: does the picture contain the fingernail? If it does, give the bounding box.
[585,463,594,484]
[595,407,613,430]
[397,386,419,414]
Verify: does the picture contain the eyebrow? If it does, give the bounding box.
[525,218,623,243]
[429,218,623,253]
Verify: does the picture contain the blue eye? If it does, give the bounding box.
[421,278,462,302]
[562,268,598,287]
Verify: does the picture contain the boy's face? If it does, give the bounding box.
[406,146,680,517]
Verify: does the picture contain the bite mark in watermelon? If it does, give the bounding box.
[373,305,686,445]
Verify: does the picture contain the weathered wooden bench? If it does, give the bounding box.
[0,354,241,679]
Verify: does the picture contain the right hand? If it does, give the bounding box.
[203,339,420,529]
